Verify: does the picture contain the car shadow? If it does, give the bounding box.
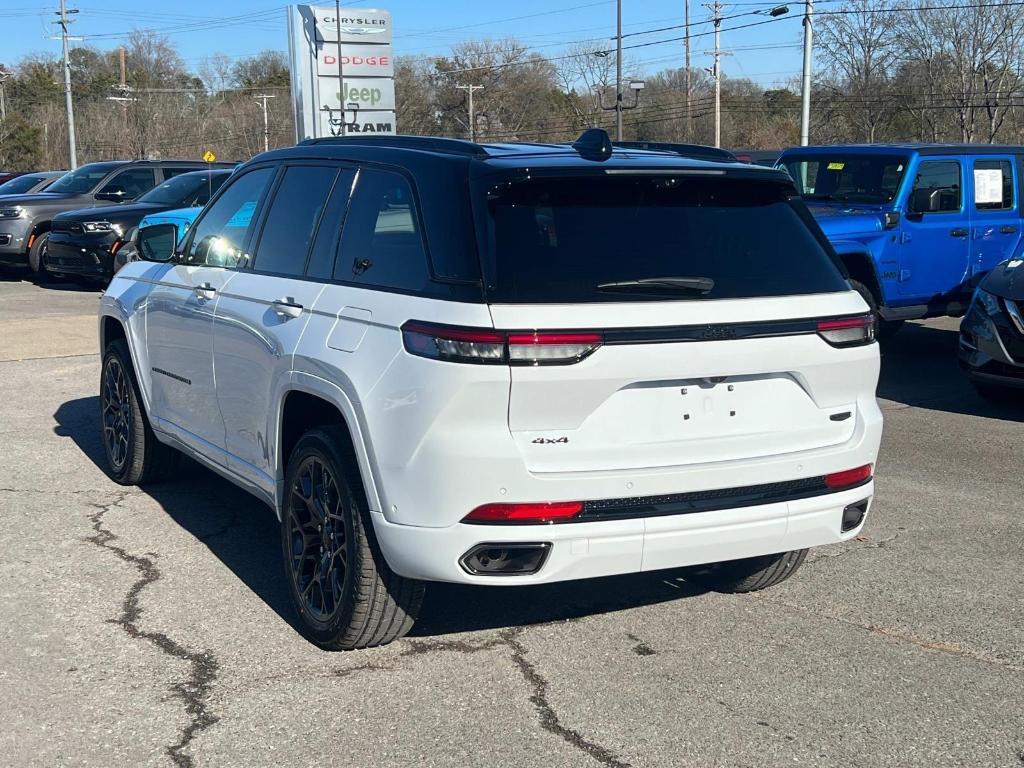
[877,321,1023,422]
[54,396,708,643]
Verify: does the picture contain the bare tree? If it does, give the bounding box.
[817,0,901,142]
[898,0,1024,142]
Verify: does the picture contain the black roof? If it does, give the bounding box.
[281,131,787,180]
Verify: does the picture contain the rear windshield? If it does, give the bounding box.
[138,171,229,207]
[47,163,122,194]
[480,174,847,303]
[781,153,908,204]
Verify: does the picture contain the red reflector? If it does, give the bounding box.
[110,239,123,255]
[824,464,873,489]
[507,332,603,345]
[464,501,584,524]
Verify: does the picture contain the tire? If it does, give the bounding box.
[100,338,174,485]
[27,231,51,280]
[849,278,903,341]
[687,549,808,593]
[281,426,424,650]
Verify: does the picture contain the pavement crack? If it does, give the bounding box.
[763,598,1023,673]
[399,636,507,657]
[503,627,631,768]
[805,531,902,566]
[333,662,387,679]
[85,492,220,768]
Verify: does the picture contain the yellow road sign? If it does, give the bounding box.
[202,150,216,163]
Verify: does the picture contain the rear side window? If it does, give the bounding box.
[973,159,1014,211]
[909,161,961,214]
[481,175,848,303]
[333,168,430,291]
[253,165,339,277]
[102,168,157,199]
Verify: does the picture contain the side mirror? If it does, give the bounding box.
[137,223,177,263]
[95,188,127,202]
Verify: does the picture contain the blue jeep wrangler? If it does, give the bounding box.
[777,145,1024,337]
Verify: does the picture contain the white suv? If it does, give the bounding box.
[98,131,882,650]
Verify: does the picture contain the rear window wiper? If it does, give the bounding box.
[597,276,715,294]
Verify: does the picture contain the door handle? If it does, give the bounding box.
[1000,225,1018,235]
[949,228,969,238]
[271,297,303,319]
[194,282,216,300]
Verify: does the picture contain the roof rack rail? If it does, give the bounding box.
[613,141,737,162]
[299,135,490,158]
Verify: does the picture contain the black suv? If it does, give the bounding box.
[45,168,233,282]
[0,159,233,277]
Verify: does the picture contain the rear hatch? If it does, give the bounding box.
[478,170,875,474]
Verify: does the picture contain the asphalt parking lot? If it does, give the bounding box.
[1,273,1022,768]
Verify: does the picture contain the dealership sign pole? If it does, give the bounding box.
[287,4,396,140]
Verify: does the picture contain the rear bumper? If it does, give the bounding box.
[44,233,116,278]
[373,482,875,584]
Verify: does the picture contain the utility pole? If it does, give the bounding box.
[615,0,623,140]
[254,94,276,152]
[0,67,10,123]
[712,0,722,148]
[55,0,79,169]
[455,85,483,142]
[799,0,813,145]
[684,0,691,140]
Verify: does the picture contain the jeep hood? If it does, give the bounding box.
[140,206,201,230]
[980,257,1024,301]
[807,204,885,238]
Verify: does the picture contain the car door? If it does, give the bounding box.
[213,163,349,493]
[899,156,971,301]
[144,165,276,460]
[968,155,1021,281]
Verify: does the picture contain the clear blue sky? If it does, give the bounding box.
[0,0,809,89]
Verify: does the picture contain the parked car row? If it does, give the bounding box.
[3,131,1010,652]
[775,143,1024,400]
[0,158,234,281]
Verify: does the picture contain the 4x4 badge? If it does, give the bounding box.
[532,437,569,445]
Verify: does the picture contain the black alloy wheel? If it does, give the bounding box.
[101,353,133,472]
[286,455,351,625]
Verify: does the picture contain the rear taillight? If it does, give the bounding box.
[824,464,873,490]
[401,321,506,365]
[463,501,584,524]
[401,322,602,366]
[507,332,602,365]
[817,314,875,347]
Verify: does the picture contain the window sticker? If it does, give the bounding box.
[226,200,257,228]
[974,168,1004,205]
[827,161,845,171]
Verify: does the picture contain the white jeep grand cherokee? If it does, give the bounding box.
[98,131,882,650]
